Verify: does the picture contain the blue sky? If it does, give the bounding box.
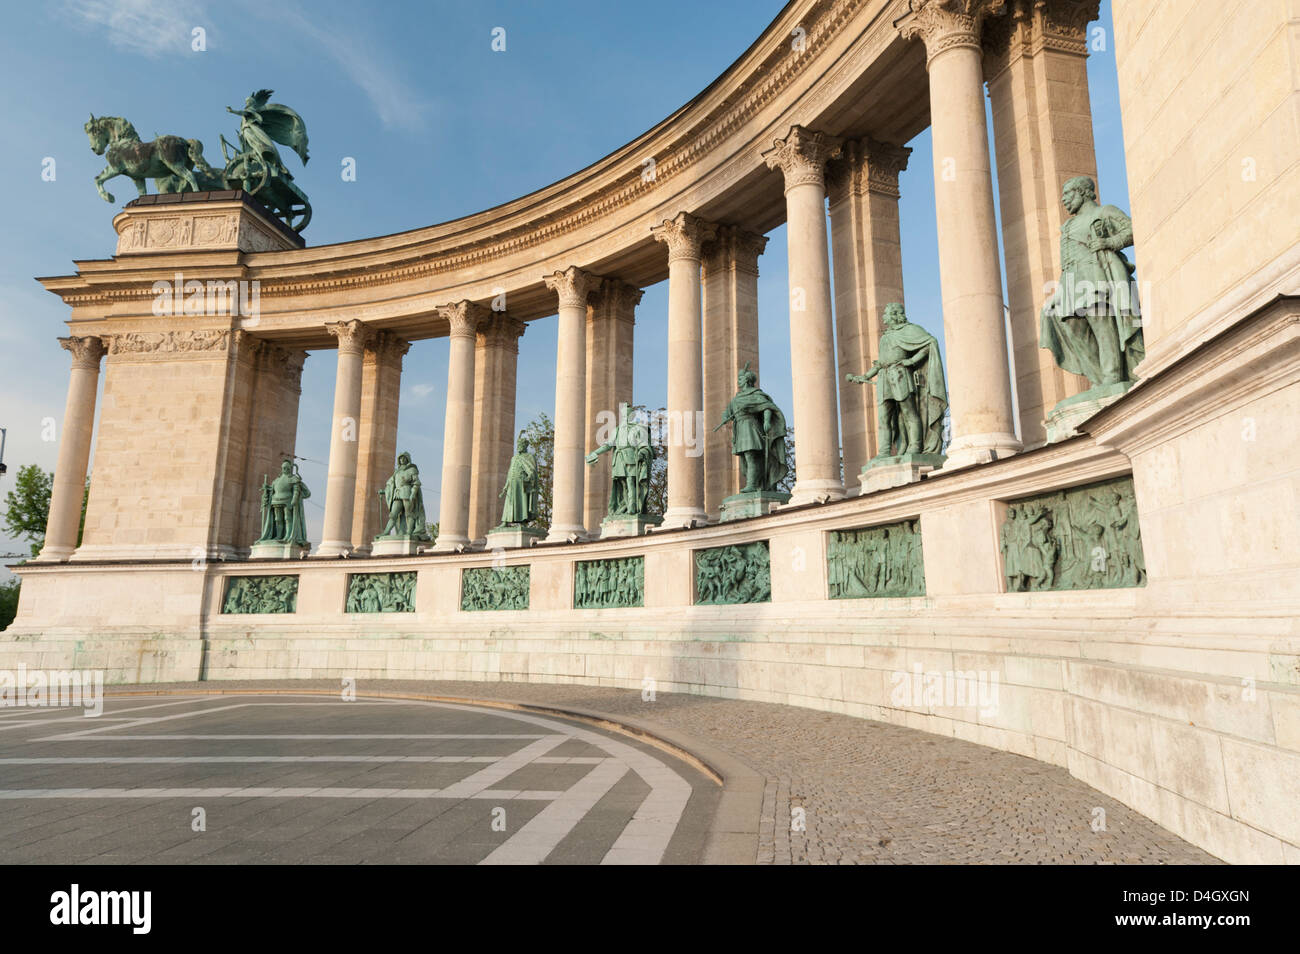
[0,0,1128,569]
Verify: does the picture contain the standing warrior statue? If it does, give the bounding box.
[499,435,540,526]
[256,459,311,547]
[847,302,948,460]
[715,364,790,493]
[377,451,429,539]
[1040,176,1145,389]
[585,403,655,517]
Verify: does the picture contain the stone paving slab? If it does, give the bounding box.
[105,680,1220,864]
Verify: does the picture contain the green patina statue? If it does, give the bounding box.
[85,89,312,232]
[586,402,655,518]
[695,542,772,606]
[256,459,311,547]
[499,436,541,526]
[715,364,790,493]
[462,566,531,612]
[222,575,298,614]
[1040,176,1144,390]
[346,572,416,613]
[846,303,948,461]
[574,556,644,609]
[377,452,429,540]
[827,520,926,599]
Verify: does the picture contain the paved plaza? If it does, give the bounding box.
[0,682,1217,864]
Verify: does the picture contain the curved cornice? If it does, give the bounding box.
[44,0,932,347]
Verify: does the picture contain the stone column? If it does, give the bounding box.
[544,266,598,542]
[762,126,846,504]
[317,319,374,557]
[898,0,1023,468]
[702,226,767,518]
[433,301,487,551]
[827,137,912,485]
[585,279,640,532]
[352,331,410,553]
[652,212,716,529]
[469,312,526,545]
[35,336,105,562]
[984,0,1099,447]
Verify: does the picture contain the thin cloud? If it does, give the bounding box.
[408,383,435,399]
[62,0,208,58]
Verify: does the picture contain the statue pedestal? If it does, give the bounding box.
[370,535,429,557]
[600,514,663,539]
[1045,381,1134,443]
[485,526,545,550]
[858,453,947,495]
[114,191,304,255]
[249,541,309,560]
[719,490,791,523]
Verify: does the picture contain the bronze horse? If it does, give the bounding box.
[84,114,223,203]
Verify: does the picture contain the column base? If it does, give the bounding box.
[430,533,472,553]
[786,479,846,507]
[940,433,1023,470]
[312,540,355,558]
[250,541,311,560]
[600,514,663,538]
[31,545,75,564]
[544,525,588,544]
[371,535,430,557]
[660,507,708,530]
[1044,381,1134,443]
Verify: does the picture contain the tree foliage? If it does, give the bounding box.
[4,464,53,557]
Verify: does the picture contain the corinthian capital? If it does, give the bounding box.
[324,319,375,355]
[435,300,490,340]
[59,335,106,370]
[703,225,769,276]
[650,212,718,263]
[761,125,842,192]
[896,0,1007,66]
[544,266,599,309]
[827,137,913,200]
[478,313,527,353]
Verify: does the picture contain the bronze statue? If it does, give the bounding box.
[715,364,789,493]
[377,452,429,540]
[255,459,311,547]
[586,403,655,517]
[499,435,540,526]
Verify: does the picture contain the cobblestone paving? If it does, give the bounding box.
[128,681,1219,864]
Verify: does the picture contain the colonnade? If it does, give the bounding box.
[35,0,1102,561]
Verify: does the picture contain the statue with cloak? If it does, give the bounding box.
[847,302,948,461]
[377,451,429,540]
[255,459,311,547]
[586,403,655,517]
[715,364,790,493]
[499,436,540,526]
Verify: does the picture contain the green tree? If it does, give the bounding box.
[0,578,19,631]
[4,464,53,557]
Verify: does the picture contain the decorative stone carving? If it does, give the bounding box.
[324,319,374,355]
[544,265,598,309]
[59,335,106,370]
[827,520,926,598]
[436,300,490,339]
[461,565,530,611]
[983,0,1099,78]
[221,575,298,614]
[650,211,717,263]
[703,225,768,277]
[478,313,527,353]
[1000,475,1145,591]
[825,137,912,201]
[896,0,1008,65]
[107,330,230,355]
[695,541,772,605]
[346,572,416,613]
[574,556,644,609]
[591,278,644,320]
[761,125,842,191]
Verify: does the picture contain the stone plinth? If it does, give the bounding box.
[1045,382,1134,443]
[485,526,545,550]
[370,536,428,557]
[719,490,791,522]
[858,453,946,495]
[249,541,309,560]
[600,514,663,539]
[113,191,305,255]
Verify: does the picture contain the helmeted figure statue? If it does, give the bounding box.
[715,364,790,493]
[377,451,429,539]
[256,459,311,547]
[847,302,948,460]
[586,403,655,517]
[1040,175,1145,388]
[499,436,540,526]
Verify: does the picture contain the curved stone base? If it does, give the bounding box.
[941,432,1024,469]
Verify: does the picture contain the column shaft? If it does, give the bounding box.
[828,138,911,486]
[469,313,525,544]
[35,336,104,562]
[352,332,409,551]
[545,267,597,542]
[900,0,1022,468]
[434,302,486,551]
[317,320,373,556]
[763,127,845,504]
[653,212,715,528]
[584,280,639,532]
